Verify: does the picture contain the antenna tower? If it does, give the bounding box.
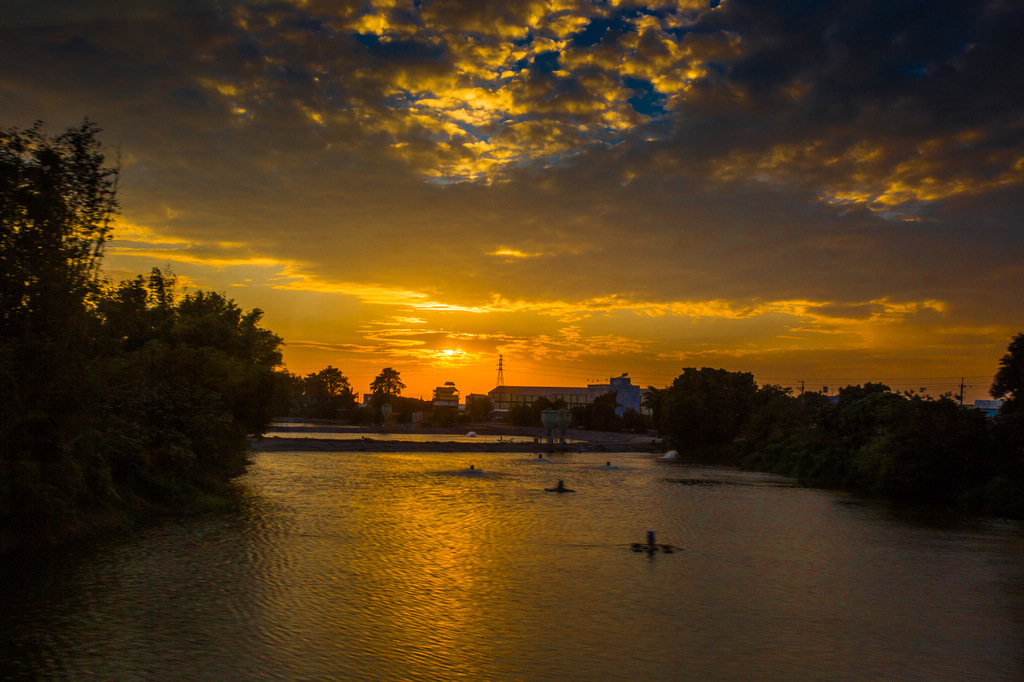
[496,354,505,387]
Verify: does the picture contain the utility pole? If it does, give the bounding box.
[799,380,805,396]
[958,377,966,406]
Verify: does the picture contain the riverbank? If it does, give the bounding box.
[254,421,666,453]
[251,436,663,453]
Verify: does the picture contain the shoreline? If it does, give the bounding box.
[250,436,665,454]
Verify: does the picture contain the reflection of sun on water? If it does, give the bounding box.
[373,458,513,675]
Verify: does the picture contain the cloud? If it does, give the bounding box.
[3,0,1021,398]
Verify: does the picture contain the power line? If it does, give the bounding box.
[492,358,995,393]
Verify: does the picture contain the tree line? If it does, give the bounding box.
[645,344,1024,518]
[273,365,416,424]
[1,122,286,546]
[274,365,498,427]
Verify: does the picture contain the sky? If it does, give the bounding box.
[2,0,1022,402]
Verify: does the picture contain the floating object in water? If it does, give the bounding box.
[469,464,475,470]
[466,431,477,437]
[660,450,679,459]
[545,479,575,493]
[631,530,676,553]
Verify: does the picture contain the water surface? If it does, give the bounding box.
[3,449,1022,680]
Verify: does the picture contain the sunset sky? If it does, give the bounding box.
[2,0,1021,401]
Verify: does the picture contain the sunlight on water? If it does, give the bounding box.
[262,431,543,442]
[3,450,1023,680]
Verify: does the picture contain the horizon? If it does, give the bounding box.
[3,1,1020,404]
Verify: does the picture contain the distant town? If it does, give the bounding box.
[372,372,1004,422]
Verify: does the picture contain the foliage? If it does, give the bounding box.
[649,362,1024,518]
[365,366,405,421]
[354,395,428,425]
[655,367,758,450]
[370,366,405,398]
[991,332,1024,407]
[298,366,356,419]
[1,120,117,338]
[572,391,622,432]
[504,402,536,427]
[989,332,1024,486]
[431,406,456,428]
[619,408,648,433]
[0,123,285,546]
[466,395,492,422]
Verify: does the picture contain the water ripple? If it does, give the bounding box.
[3,450,1022,681]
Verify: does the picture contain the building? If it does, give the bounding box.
[587,373,642,414]
[432,381,460,408]
[488,385,591,411]
[972,399,1004,418]
[488,373,642,414]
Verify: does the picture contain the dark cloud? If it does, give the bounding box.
[1,0,1019,392]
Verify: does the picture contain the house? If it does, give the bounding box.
[432,381,460,408]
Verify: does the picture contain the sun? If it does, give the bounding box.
[432,348,468,365]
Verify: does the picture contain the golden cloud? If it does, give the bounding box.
[713,133,1023,214]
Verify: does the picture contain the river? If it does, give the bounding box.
[2,448,1022,680]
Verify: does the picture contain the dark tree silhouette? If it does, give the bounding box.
[370,367,405,398]
[1,122,287,545]
[991,332,1024,410]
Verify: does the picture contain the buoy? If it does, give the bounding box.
[545,479,575,493]
[631,530,676,553]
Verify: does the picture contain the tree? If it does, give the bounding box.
[575,391,621,432]
[0,122,288,543]
[1,120,117,338]
[620,408,648,433]
[467,395,492,422]
[96,268,284,478]
[742,384,801,448]
[990,332,1024,469]
[368,367,405,423]
[1,121,119,496]
[302,366,355,419]
[505,401,535,427]
[991,332,1024,411]
[370,367,405,398]
[656,367,758,450]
